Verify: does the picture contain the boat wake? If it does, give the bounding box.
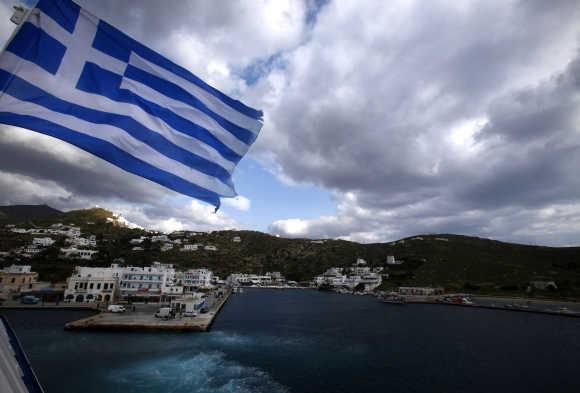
[107,350,289,393]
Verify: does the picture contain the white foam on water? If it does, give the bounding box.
[107,350,290,393]
[208,331,314,350]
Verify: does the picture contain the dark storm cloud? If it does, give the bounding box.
[264,0,580,245]
[0,126,169,207]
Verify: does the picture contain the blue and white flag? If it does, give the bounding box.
[0,0,263,209]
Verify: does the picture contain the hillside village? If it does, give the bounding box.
[1,205,580,301]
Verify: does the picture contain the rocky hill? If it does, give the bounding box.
[1,205,580,298]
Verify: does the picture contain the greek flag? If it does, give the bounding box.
[0,0,263,209]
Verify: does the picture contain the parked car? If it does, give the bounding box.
[21,295,40,304]
[183,310,197,317]
[107,304,126,313]
[155,307,172,319]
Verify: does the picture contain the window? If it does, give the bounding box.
[90,283,94,289]
[97,283,101,289]
[104,283,108,290]
[11,277,15,283]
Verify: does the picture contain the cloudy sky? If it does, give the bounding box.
[1,0,580,246]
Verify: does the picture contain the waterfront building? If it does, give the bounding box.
[226,272,285,287]
[183,269,214,292]
[398,287,444,296]
[265,271,286,285]
[0,265,38,297]
[170,293,205,314]
[32,237,55,247]
[64,264,124,302]
[314,267,346,287]
[120,262,181,300]
[314,260,384,291]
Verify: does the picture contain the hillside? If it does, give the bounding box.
[0,205,62,223]
[1,206,580,298]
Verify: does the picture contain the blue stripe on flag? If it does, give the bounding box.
[124,65,258,145]
[36,0,80,34]
[0,69,234,187]
[76,63,243,164]
[93,19,263,121]
[0,112,222,207]
[92,20,131,62]
[6,22,66,75]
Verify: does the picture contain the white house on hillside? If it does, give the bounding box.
[32,237,55,247]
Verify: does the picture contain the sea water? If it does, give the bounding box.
[3,288,580,393]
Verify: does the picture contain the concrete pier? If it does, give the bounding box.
[64,289,231,332]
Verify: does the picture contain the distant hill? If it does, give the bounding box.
[0,205,63,223]
[1,205,580,298]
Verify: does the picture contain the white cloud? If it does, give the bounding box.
[222,195,251,211]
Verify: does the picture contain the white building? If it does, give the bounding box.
[183,269,214,291]
[151,235,169,243]
[314,268,346,287]
[232,236,241,243]
[314,259,384,291]
[226,272,284,287]
[63,226,81,238]
[32,237,55,247]
[2,265,32,273]
[64,264,124,303]
[204,245,217,251]
[60,247,98,260]
[129,237,145,245]
[160,243,174,252]
[180,244,199,252]
[21,245,43,256]
[386,255,403,265]
[120,262,181,299]
[131,246,144,251]
[67,235,96,248]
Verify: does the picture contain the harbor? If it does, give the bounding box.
[4,288,580,393]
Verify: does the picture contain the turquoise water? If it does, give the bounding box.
[3,289,580,393]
